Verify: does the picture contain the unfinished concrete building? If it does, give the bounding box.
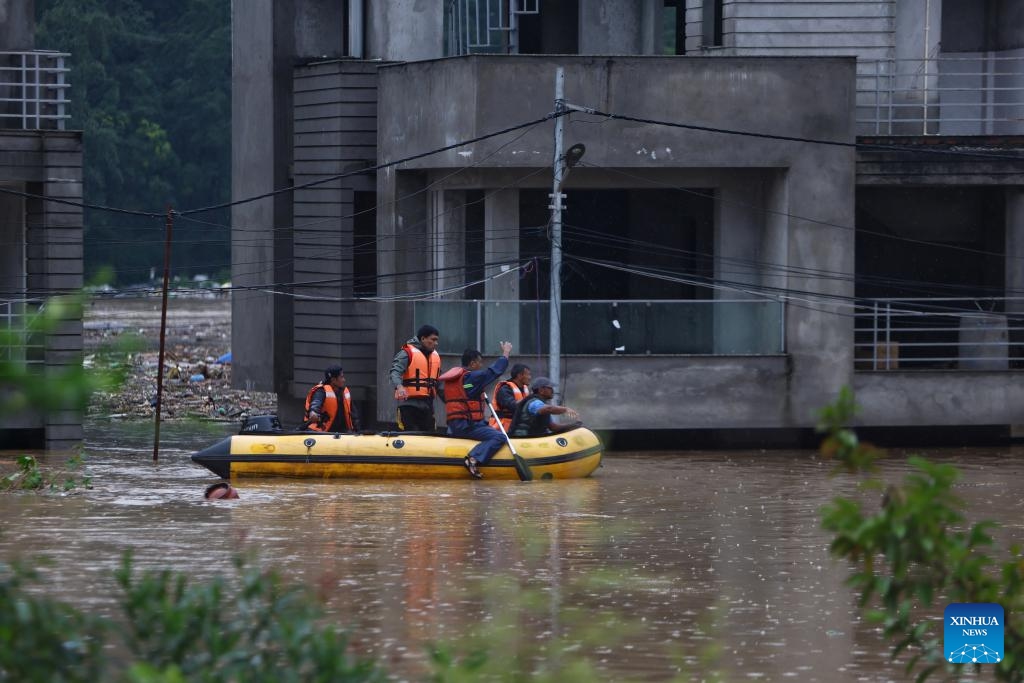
[0,0,84,450]
[232,0,1024,441]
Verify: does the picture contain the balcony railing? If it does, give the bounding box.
[855,297,1024,371]
[0,300,45,367]
[414,299,784,356]
[0,51,70,130]
[857,56,1024,136]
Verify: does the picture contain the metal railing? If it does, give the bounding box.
[857,55,1024,136]
[855,297,1024,371]
[414,298,785,356]
[0,300,45,366]
[444,0,540,56]
[0,51,70,130]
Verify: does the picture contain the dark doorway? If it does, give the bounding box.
[519,188,714,300]
[517,0,579,54]
[353,191,377,296]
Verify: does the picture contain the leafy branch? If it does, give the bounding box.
[818,387,1024,681]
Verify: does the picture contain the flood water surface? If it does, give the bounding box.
[3,420,1021,681]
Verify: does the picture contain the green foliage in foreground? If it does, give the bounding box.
[2,453,91,492]
[0,553,383,682]
[0,296,127,417]
[818,387,1024,682]
[1,294,134,493]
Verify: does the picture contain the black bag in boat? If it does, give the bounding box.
[239,415,283,434]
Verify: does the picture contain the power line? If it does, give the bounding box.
[580,108,1024,162]
[178,112,566,216]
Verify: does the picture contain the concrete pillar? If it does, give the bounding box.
[640,0,660,55]
[366,0,445,61]
[429,189,466,300]
[1009,188,1024,434]
[231,0,295,396]
[0,0,34,50]
[294,0,346,59]
[784,148,856,425]
[484,189,519,300]
[893,0,943,134]
[376,170,429,423]
[1006,188,1024,368]
[714,173,764,354]
[578,0,644,54]
[484,188,520,350]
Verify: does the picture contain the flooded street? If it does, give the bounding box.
[3,419,1022,681]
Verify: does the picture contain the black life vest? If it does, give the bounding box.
[509,396,550,437]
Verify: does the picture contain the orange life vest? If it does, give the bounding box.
[488,380,527,431]
[443,368,485,424]
[304,383,353,432]
[401,344,441,399]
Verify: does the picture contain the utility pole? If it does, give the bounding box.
[548,67,566,404]
[153,205,174,463]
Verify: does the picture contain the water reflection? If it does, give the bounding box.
[2,420,1021,681]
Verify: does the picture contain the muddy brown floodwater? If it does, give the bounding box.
[3,414,1020,681]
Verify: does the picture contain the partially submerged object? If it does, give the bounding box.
[191,415,603,480]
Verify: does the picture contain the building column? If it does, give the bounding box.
[578,0,645,54]
[1005,188,1024,369]
[483,188,520,351]
[714,173,764,354]
[429,189,466,300]
[376,169,429,424]
[783,150,856,426]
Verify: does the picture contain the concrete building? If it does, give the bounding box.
[232,0,1024,441]
[0,0,85,450]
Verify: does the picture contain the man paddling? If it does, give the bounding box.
[440,341,513,479]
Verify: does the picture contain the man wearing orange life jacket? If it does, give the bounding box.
[488,363,531,432]
[440,341,513,479]
[389,324,442,431]
[303,365,358,432]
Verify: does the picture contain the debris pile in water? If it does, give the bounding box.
[84,296,277,420]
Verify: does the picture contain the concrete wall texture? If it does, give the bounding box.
[231,0,1024,436]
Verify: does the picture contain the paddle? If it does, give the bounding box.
[483,391,533,482]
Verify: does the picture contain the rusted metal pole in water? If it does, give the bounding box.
[153,206,174,463]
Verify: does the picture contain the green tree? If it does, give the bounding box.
[36,0,231,285]
[819,387,1024,681]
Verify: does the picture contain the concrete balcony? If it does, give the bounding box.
[377,54,857,172]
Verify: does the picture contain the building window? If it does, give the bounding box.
[702,0,723,48]
[941,0,1023,53]
[662,0,685,55]
[517,0,579,55]
[353,191,376,297]
[444,0,579,56]
[464,190,486,300]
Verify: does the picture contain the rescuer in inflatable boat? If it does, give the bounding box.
[440,341,513,479]
[488,363,531,432]
[389,324,442,432]
[303,365,359,432]
[508,376,581,438]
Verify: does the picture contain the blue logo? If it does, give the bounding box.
[944,603,1003,664]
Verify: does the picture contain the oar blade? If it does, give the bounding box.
[484,391,533,482]
[511,451,534,482]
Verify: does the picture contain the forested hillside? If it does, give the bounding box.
[36,0,231,285]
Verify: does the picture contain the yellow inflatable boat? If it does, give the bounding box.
[191,416,603,480]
